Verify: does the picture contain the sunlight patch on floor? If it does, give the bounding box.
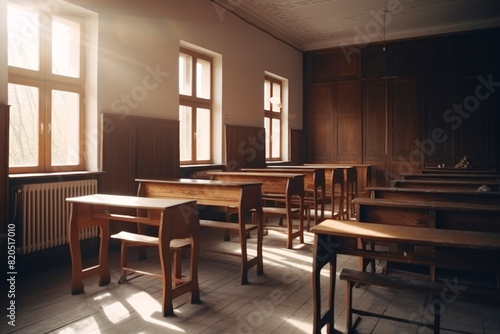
[102,301,130,324]
[57,316,100,334]
[126,291,185,332]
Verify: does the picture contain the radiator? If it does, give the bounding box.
[18,179,99,254]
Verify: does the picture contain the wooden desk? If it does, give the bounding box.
[135,178,263,284]
[310,219,500,334]
[353,197,500,232]
[368,186,500,206]
[66,194,199,315]
[401,173,500,182]
[242,167,325,228]
[421,167,499,174]
[304,164,372,197]
[208,171,304,249]
[391,179,500,191]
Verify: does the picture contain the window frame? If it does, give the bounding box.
[264,75,283,161]
[179,47,213,165]
[8,2,86,173]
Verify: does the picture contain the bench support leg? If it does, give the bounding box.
[346,280,353,333]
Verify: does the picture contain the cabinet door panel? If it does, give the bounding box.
[363,80,387,159]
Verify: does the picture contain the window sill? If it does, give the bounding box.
[9,171,105,188]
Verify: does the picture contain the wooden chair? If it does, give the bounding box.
[110,205,200,316]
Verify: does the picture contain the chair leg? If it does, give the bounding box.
[118,241,128,284]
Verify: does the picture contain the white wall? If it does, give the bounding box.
[0,0,7,104]
[71,0,303,160]
[2,0,303,165]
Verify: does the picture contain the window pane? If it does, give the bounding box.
[272,82,281,112]
[179,105,192,161]
[196,108,211,161]
[179,53,192,96]
[272,118,280,158]
[8,83,39,167]
[196,59,211,99]
[51,90,80,166]
[264,80,271,110]
[264,117,270,159]
[52,16,80,78]
[7,4,39,71]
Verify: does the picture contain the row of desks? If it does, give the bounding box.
[312,168,500,332]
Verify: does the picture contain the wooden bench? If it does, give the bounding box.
[310,219,500,334]
[208,171,305,249]
[368,186,500,206]
[242,167,325,229]
[340,268,500,334]
[391,179,500,191]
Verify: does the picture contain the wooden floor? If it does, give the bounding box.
[3,220,500,334]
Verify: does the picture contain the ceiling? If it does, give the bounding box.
[211,0,500,51]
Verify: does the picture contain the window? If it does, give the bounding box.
[179,48,212,164]
[264,76,282,160]
[8,2,86,173]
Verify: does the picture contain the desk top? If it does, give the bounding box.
[208,171,304,178]
[368,186,500,196]
[310,219,500,250]
[66,193,195,209]
[352,197,500,212]
[136,178,261,187]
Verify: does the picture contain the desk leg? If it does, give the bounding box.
[98,222,111,287]
[239,214,249,285]
[313,234,338,334]
[68,205,84,294]
[256,210,264,275]
[68,203,110,294]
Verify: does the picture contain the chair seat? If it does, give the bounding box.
[111,231,191,251]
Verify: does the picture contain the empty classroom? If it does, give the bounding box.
[1,1,500,333]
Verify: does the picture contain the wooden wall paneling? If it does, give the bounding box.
[1,104,9,236]
[389,78,420,178]
[289,129,304,164]
[155,121,180,178]
[102,114,180,195]
[306,51,335,83]
[391,41,424,75]
[335,80,361,162]
[425,37,458,74]
[101,114,134,195]
[455,75,493,167]
[134,118,180,179]
[306,83,334,162]
[225,124,266,170]
[363,79,387,160]
[423,76,457,167]
[337,51,359,78]
[362,46,388,77]
[134,120,155,179]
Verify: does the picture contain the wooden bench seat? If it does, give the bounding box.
[110,231,191,284]
[199,219,258,232]
[340,268,500,334]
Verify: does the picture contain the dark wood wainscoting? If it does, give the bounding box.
[101,113,180,195]
[225,124,266,170]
